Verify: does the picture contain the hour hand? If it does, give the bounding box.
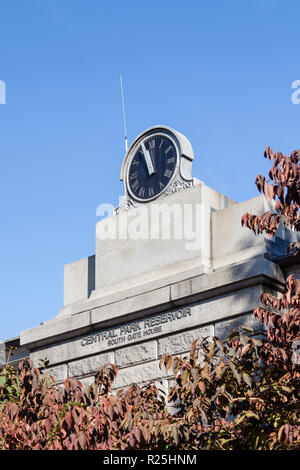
[141,142,155,176]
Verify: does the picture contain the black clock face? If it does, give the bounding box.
[127,133,178,201]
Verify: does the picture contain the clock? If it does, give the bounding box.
[117,125,195,213]
[126,131,179,202]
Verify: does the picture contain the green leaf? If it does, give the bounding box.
[0,376,6,387]
[236,413,247,424]
[280,386,292,393]
[245,410,260,420]
[236,410,259,424]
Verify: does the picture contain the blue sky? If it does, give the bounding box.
[0,0,299,340]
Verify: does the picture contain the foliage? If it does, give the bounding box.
[161,273,299,450]
[0,348,21,404]
[0,146,299,450]
[0,361,167,450]
[241,147,300,254]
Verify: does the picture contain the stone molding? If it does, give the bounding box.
[20,254,284,350]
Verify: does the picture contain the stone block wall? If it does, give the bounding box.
[40,307,263,390]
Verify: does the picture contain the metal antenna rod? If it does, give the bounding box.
[120,75,128,152]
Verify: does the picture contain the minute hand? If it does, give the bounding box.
[141,142,155,176]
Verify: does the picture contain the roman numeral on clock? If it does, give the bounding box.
[167,157,175,164]
[129,171,138,179]
[138,187,145,197]
[132,180,139,191]
[149,187,154,197]
[164,169,172,178]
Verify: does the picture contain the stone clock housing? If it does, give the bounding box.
[3,125,299,393]
[116,125,197,214]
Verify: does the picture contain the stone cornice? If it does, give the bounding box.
[20,255,284,350]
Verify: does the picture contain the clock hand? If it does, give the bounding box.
[141,142,155,176]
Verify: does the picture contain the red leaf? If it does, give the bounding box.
[133,427,142,443]
[78,431,87,449]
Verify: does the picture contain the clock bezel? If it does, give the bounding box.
[125,130,180,203]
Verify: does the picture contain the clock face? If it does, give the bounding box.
[126,133,179,202]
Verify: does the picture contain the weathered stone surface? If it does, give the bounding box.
[44,364,67,384]
[21,310,91,347]
[78,376,95,389]
[74,255,283,316]
[171,256,284,304]
[0,338,29,367]
[158,325,213,357]
[214,313,265,341]
[115,341,157,368]
[30,341,71,367]
[68,352,114,378]
[91,285,171,326]
[63,256,95,307]
[9,345,29,363]
[192,285,264,325]
[95,183,224,293]
[113,359,173,390]
[212,196,269,269]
